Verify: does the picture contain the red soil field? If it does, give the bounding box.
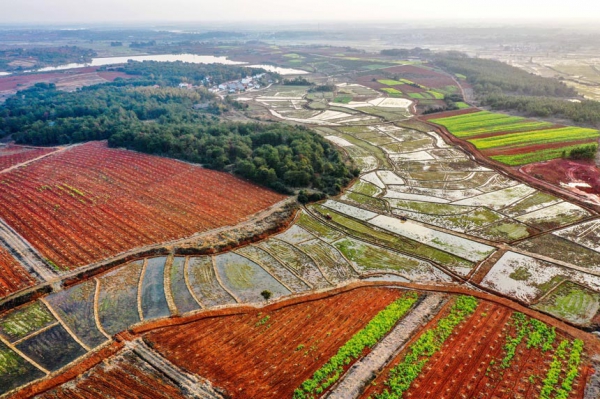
[144,287,405,399]
[381,64,458,89]
[523,158,600,197]
[0,141,285,269]
[0,73,66,91]
[362,301,589,399]
[0,245,37,297]
[35,351,188,399]
[0,145,57,171]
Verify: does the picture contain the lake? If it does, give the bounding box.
[2,54,308,75]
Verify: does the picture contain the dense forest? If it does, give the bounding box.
[433,52,577,97]
[427,52,600,127]
[0,65,354,195]
[481,94,600,125]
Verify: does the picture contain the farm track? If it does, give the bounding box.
[126,339,224,399]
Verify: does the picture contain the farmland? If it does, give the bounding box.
[144,287,408,399]
[429,110,600,166]
[1,47,600,398]
[0,141,285,269]
[0,245,38,297]
[363,300,588,399]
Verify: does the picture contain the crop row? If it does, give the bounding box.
[430,111,523,130]
[540,338,584,399]
[468,126,600,150]
[491,143,599,166]
[453,121,554,138]
[293,292,419,399]
[500,312,556,368]
[372,295,479,399]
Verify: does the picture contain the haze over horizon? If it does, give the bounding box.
[2,0,599,24]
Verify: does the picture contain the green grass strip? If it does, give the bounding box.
[468,126,599,150]
[381,88,402,94]
[556,339,584,398]
[372,296,479,399]
[491,143,598,166]
[293,292,419,399]
[378,79,404,86]
[448,121,553,138]
[540,340,570,399]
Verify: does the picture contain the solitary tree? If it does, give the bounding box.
[261,290,272,302]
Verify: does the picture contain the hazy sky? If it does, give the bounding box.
[2,0,599,24]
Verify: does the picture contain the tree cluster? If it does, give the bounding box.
[433,52,576,97]
[481,94,600,126]
[0,77,352,195]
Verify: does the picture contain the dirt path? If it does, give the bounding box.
[126,339,224,399]
[0,219,57,282]
[0,145,72,175]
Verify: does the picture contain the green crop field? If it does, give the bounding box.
[430,111,600,165]
[381,87,402,94]
[469,126,599,150]
[491,143,599,166]
[377,79,403,86]
[426,90,445,99]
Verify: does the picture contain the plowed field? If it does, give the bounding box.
[144,287,405,399]
[35,350,188,399]
[0,145,56,171]
[0,245,37,297]
[362,301,589,399]
[0,141,285,268]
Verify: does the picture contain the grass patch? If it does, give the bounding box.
[333,95,352,104]
[491,143,599,166]
[533,281,600,326]
[377,79,404,86]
